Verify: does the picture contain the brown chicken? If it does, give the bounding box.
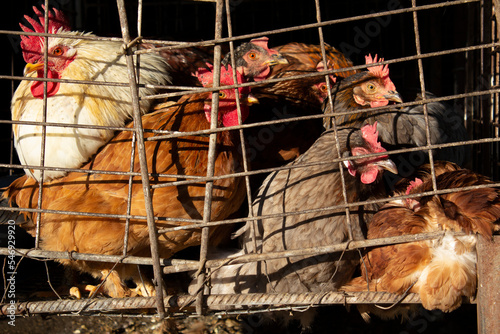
[243,43,359,170]
[150,36,287,87]
[343,161,500,319]
[252,42,359,106]
[325,55,468,168]
[324,54,402,127]
[221,37,289,82]
[3,64,258,298]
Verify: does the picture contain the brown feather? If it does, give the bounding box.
[5,90,247,297]
[343,161,500,318]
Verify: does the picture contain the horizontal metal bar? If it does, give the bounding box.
[0,231,468,276]
[0,247,196,268]
[2,134,499,195]
[2,83,498,140]
[4,171,498,232]
[135,0,480,55]
[0,292,423,316]
[156,178,500,234]
[0,290,476,316]
[3,40,497,102]
[162,231,463,274]
[141,42,500,101]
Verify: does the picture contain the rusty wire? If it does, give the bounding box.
[0,291,445,317]
[0,230,466,274]
[0,0,498,319]
[114,0,166,317]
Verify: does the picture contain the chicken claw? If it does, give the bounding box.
[69,286,82,299]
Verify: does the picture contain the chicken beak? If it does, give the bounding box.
[383,90,403,104]
[375,158,398,174]
[245,94,259,106]
[265,54,289,66]
[24,62,44,76]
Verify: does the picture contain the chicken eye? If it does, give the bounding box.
[52,47,64,56]
[320,83,328,91]
[366,83,376,91]
[219,91,226,99]
[247,52,257,60]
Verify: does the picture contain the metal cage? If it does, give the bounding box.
[0,0,498,333]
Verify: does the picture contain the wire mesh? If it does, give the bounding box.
[0,0,497,329]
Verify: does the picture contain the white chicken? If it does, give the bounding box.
[12,6,171,181]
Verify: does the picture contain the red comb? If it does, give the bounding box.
[361,122,385,153]
[365,54,396,91]
[19,6,71,63]
[406,178,424,195]
[196,63,249,95]
[249,37,278,56]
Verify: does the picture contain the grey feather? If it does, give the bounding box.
[203,127,389,296]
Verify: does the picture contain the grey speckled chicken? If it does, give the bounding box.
[196,123,397,328]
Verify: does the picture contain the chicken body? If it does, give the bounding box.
[343,161,500,318]
[375,94,470,168]
[332,94,469,167]
[244,43,359,169]
[204,123,397,295]
[324,58,468,172]
[252,42,358,105]
[13,6,171,181]
[203,57,401,296]
[151,36,286,87]
[5,65,255,298]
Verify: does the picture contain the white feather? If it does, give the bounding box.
[12,31,171,181]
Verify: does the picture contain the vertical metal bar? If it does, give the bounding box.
[480,0,493,177]
[314,0,357,242]
[478,0,495,330]
[10,54,15,176]
[223,0,257,253]
[493,0,500,37]
[122,131,137,256]
[121,0,143,258]
[494,15,500,181]
[476,235,500,334]
[464,3,477,168]
[195,0,224,315]
[115,0,166,318]
[411,0,437,191]
[493,1,500,180]
[35,0,51,249]
[137,0,143,37]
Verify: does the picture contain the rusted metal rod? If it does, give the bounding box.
[194,0,225,316]
[0,292,432,316]
[115,0,166,318]
[163,231,460,274]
